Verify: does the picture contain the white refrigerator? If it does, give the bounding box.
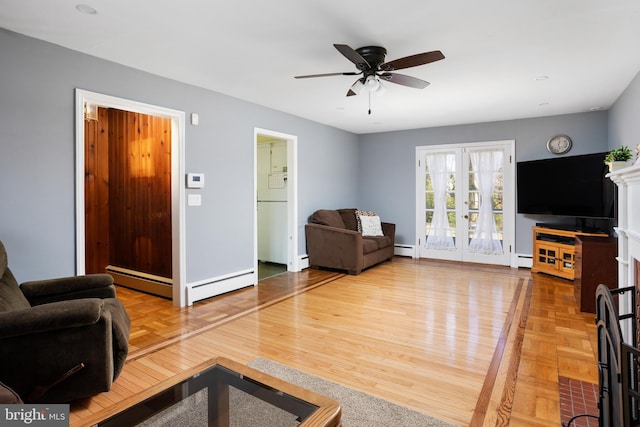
[257,144,288,264]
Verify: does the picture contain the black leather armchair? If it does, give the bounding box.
[0,240,131,403]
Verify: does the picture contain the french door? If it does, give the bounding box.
[416,140,515,266]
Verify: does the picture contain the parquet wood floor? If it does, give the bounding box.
[68,257,598,427]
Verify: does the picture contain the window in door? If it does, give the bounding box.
[417,141,515,266]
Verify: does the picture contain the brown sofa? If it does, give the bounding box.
[305,208,395,275]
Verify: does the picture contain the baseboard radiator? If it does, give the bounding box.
[394,245,417,258]
[186,268,256,306]
[516,253,533,268]
[298,255,310,270]
[300,247,415,268]
[106,265,173,299]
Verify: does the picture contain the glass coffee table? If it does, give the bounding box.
[94,357,341,427]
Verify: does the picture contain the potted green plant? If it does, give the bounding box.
[605,146,634,171]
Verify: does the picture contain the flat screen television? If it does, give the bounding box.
[517,152,615,219]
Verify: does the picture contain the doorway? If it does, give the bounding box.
[84,106,173,296]
[416,140,515,266]
[75,89,187,306]
[254,128,299,279]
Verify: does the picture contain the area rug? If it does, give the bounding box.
[247,357,458,427]
[135,358,458,426]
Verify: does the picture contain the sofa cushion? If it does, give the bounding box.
[362,238,380,255]
[337,208,358,231]
[0,241,31,312]
[367,236,392,249]
[356,210,384,237]
[103,298,131,380]
[0,272,31,312]
[311,210,345,229]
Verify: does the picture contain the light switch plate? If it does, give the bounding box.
[188,194,201,206]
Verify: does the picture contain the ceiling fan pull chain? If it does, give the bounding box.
[368,91,372,115]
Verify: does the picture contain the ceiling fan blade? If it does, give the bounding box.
[379,73,430,89]
[346,78,365,97]
[295,72,359,79]
[381,50,445,71]
[333,44,370,71]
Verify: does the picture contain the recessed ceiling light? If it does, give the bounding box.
[538,102,550,107]
[589,106,603,111]
[76,4,97,14]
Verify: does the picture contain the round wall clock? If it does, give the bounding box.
[546,134,572,154]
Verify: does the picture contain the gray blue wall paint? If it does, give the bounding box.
[358,112,609,254]
[609,71,640,151]
[2,28,639,282]
[0,29,358,282]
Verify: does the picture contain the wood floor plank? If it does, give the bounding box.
[68,257,598,427]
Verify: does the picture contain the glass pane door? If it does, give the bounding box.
[417,142,514,266]
[424,151,458,253]
[463,148,510,265]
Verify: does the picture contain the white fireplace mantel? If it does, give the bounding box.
[608,162,640,340]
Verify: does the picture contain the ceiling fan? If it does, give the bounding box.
[295,44,445,111]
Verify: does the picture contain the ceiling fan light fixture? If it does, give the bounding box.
[295,43,443,110]
[365,75,380,92]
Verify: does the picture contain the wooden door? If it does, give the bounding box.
[84,108,172,278]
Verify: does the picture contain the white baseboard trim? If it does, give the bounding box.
[394,244,417,258]
[301,246,418,260]
[298,255,310,270]
[515,253,533,268]
[186,268,256,306]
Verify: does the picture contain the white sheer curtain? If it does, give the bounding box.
[468,150,503,254]
[425,153,456,250]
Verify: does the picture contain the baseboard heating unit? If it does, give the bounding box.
[516,253,533,268]
[298,255,309,270]
[394,245,416,258]
[106,265,172,299]
[186,268,256,306]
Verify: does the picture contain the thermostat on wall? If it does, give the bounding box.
[186,173,205,188]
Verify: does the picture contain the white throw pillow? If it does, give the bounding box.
[356,211,384,237]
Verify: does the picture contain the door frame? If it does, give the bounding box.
[254,127,299,273]
[74,89,187,306]
[415,140,516,267]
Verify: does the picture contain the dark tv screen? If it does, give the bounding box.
[517,152,615,218]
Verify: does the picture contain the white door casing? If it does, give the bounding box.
[75,89,187,306]
[416,140,515,266]
[254,128,299,274]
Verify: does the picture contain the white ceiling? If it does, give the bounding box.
[2,1,640,134]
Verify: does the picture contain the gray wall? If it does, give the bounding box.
[0,29,359,283]
[358,112,610,254]
[2,27,639,283]
[609,70,640,151]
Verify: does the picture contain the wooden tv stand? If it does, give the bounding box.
[531,226,607,280]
